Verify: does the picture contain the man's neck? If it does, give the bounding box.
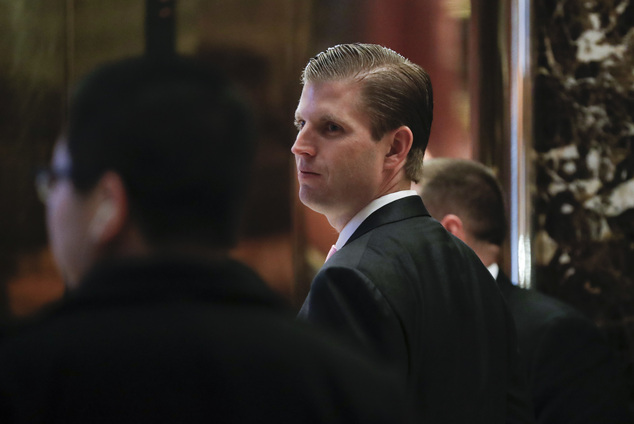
[326,178,413,232]
[472,241,500,268]
[333,190,417,249]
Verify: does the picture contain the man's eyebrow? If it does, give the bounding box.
[320,114,339,123]
[294,111,350,128]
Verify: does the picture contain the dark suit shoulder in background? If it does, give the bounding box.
[497,272,633,424]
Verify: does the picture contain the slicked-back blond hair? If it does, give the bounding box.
[302,43,433,182]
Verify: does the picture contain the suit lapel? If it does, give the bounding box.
[345,196,430,246]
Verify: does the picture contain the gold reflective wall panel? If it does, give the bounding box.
[0,1,146,318]
[2,0,632,407]
[0,0,472,317]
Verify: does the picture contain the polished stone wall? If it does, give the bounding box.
[532,0,634,399]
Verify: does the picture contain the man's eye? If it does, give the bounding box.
[326,123,341,132]
[294,120,305,131]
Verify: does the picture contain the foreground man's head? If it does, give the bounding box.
[42,56,254,288]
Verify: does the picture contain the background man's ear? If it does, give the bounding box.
[88,171,129,245]
[439,214,466,241]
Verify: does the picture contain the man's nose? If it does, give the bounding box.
[291,129,316,157]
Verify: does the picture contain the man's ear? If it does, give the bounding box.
[439,214,466,241]
[88,171,129,246]
[384,126,413,169]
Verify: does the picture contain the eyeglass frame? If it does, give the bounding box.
[35,167,73,204]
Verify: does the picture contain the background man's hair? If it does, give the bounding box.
[302,43,433,182]
[66,55,255,247]
[419,158,507,246]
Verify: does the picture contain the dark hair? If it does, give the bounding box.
[302,43,433,183]
[419,158,507,246]
[66,55,255,247]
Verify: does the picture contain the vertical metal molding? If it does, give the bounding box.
[509,0,533,288]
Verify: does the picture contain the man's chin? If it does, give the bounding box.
[62,272,80,291]
[298,191,326,213]
[60,261,90,292]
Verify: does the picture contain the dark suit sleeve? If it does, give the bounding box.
[530,314,632,424]
[298,266,408,375]
[503,305,538,424]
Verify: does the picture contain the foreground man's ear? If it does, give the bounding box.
[88,171,129,247]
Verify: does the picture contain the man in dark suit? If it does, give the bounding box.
[0,55,421,423]
[417,157,633,423]
[292,43,534,424]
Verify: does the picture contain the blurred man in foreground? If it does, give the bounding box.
[0,55,419,423]
[417,157,633,424]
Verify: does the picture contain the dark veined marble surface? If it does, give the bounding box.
[533,0,634,400]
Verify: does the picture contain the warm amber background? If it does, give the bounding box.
[0,0,473,315]
[1,0,632,406]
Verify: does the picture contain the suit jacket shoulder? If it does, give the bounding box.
[496,272,632,424]
[299,197,533,424]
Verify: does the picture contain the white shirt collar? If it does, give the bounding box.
[335,190,418,249]
[487,263,499,280]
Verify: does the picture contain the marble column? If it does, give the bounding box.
[532,0,634,398]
